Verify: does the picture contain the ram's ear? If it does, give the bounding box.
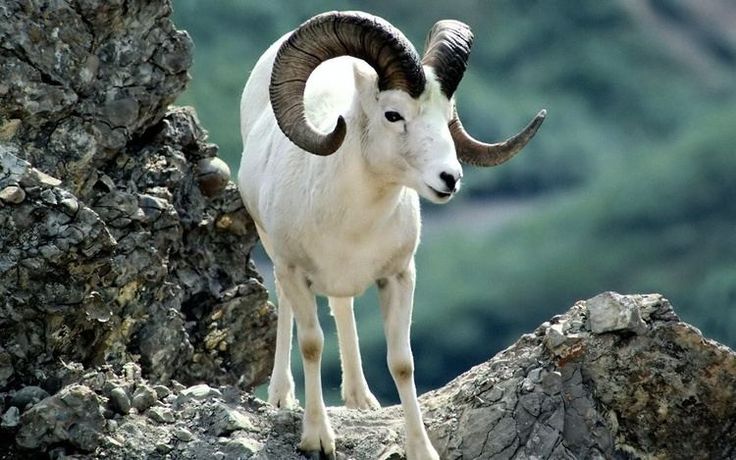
[353,60,379,110]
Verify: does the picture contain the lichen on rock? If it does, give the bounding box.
[0,0,275,408]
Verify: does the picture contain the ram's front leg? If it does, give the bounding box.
[276,268,336,458]
[377,261,439,460]
[330,296,380,410]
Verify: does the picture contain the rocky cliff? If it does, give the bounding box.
[0,0,274,411]
[1,1,735,459]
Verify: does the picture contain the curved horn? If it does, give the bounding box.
[422,20,474,98]
[451,108,547,167]
[422,20,546,166]
[270,11,426,156]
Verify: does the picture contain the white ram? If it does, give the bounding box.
[238,11,545,459]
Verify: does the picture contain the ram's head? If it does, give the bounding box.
[269,11,546,202]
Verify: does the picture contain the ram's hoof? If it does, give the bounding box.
[300,449,337,460]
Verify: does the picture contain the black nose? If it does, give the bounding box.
[439,171,458,191]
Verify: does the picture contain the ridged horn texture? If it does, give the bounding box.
[422,20,546,166]
[422,20,474,98]
[270,11,426,156]
[450,108,547,167]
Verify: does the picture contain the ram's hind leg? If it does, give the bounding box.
[268,275,298,408]
[378,262,439,460]
[277,267,336,457]
[330,297,380,410]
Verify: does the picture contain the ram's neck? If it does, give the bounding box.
[302,66,418,230]
[329,137,408,227]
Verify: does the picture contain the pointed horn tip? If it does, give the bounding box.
[525,108,547,134]
[330,115,347,151]
[514,109,547,143]
[314,115,347,156]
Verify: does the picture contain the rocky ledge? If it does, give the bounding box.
[2,292,734,459]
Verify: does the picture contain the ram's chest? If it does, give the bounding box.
[251,157,423,298]
[291,218,418,298]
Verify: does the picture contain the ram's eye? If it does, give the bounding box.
[384,111,404,123]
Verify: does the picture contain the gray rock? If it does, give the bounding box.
[211,403,256,436]
[587,291,648,334]
[15,384,105,451]
[155,442,173,453]
[109,387,131,415]
[0,184,25,203]
[197,157,232,197]
[221,435,263,457]
[153,384,172,400]
[181,383,223,401]
[0,0,191,180]
[147,406,176,424]
[107,419,119,432]
[544,322,567,350]
[131,385,158,412]
[10,386,50,410]
[0,147,61,188]
[0,345,13,387]
[171,380,187,393]
[173,426,194,442]
[1,406,20,428]
[421,294,735,459]
[155,442,173,454]
[123,363,143,382]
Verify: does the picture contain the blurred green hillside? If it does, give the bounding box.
[172,0,736,403]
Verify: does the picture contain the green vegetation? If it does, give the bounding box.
[173,0,736,404]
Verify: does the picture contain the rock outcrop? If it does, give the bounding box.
[2,293,735,459]
[2,1,735,459]
[422,292,736,459]
[0,0,275,400]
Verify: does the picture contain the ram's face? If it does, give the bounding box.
[357,65,462,204]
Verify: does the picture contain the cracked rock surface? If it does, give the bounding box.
[0,0,192,194]
[0,0,275,438]
[422,292,736,459]
[3,293,734,459]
